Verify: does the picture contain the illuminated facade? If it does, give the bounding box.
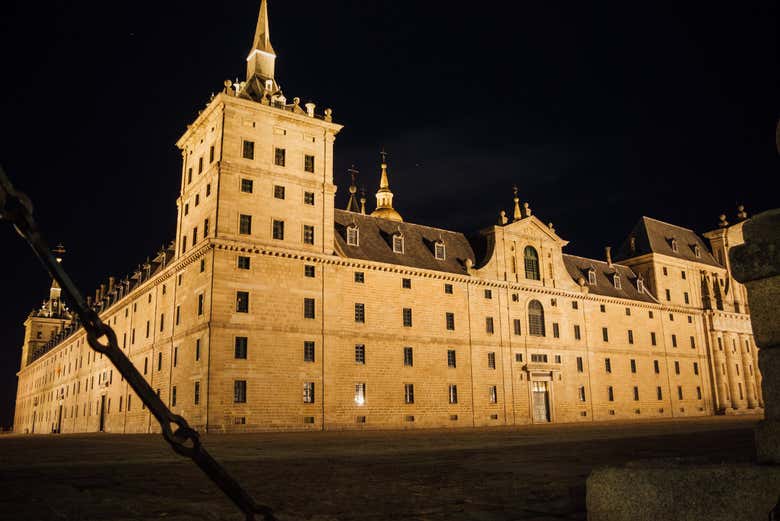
[12,2,762,434]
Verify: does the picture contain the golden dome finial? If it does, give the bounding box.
[512,185,522,222]
[371,148,403,222]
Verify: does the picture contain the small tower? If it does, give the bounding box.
[371,149,403,222]
[246,0,277,87]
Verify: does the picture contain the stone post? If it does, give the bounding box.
[730,209,780,463]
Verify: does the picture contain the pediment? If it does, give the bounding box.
[502,216,569,246]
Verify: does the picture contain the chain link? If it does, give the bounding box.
[0,165,277,521]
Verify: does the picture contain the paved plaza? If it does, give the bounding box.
[0,416,758,521]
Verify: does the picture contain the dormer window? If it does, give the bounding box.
[434,241,446,261]
[637,276,645,293]
[693,244,701,258]
[392,233,404,254]
[587,268,597,285]
[613,273,622,290]
[671,238,679,253]
[346,225,359,247]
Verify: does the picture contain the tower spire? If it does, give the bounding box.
[246,0,277,83]
[370,149,403,222]
[346,165,361,213]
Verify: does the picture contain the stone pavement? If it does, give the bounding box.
[0,416,757,521]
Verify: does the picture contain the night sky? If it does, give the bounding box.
[0,1,776,428]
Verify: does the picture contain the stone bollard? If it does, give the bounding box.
[730,209,780,463]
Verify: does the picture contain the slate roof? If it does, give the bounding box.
[562,254,656,303]
[613,216,721,268]
[334,210,476,274]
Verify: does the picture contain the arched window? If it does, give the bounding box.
[528,300,545,337]
[613,273,621,290]
[524,246,540,280]
[587,268,597,285]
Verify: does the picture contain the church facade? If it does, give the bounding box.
[12,2,762,434]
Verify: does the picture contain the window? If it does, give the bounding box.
[665,289,671,301]
[449,384,458,404]
[516,353,523,362]
[181,235,187,254]
[649,310,654,319]
[209,145,215,163]
[402,278,412,289]
[238,256,250,270]
[239,214,252,235]
[346,226,359,246]
[235,337,248,359]
[608,386,614,401]
[684,292,690,305]
[651,332,657,346]
[304,298,315,319]
[576,356,584,372]
[656,386,663,400]
[195,339,201,361]
[355,383,366,405]
[194,194,200,207]
[447,349,457,368]
[633,386,639,401]
[550,298,557,307]
[304,154,315,173]
[662,266,668,276]
[513,319,522,336]
[674,361,680,374]
[172,386,177,406]
[677,386,683,400]
[274,185,285,199]
[485,317,494,334]
[552,322,560,338]
[304,265,315,278]
[602,327,609,342]
[605,358,612,373]
[393,234,404,253]
[572,300,579,310]
[574,324,581,340]
[234,380,247,403]
[304,341,315,362]
[173,346,178,367]
[236,291,249,313]
[197,294,204,316]
[630,359,637,373]
[694,245,701,258]
[303,382,315,403]
[204,218,209,237]
[637,278,644,293]
[446,312,455,330]
[672,334,677,348]
[625,307,631,316]
[487,352,496,369]
[671,239,678,253]
[194,381,201,405]
[588,268,597,285]
[404,384,415,404]
[528,300,545,336]
[303,225,315,245]
[444,283,453,294]
[355,344,365,364]
[435,242,446,260]
[578,386,586,402]
[403,347,413,367]
[693,362,699,375]
[272,219,284,240]
[613,273,621,290]
[524,246,540,280]
[354,271,364,283]
[241,178,253,193]
[403,308,413,327]
[157,352,163,371]
[628,330,634,344]
[274,147,286,166]
[690,336,696,349]
[484,289,492,299]
[489,386,498,404]
[531,354,548,363]
[653,360,660,373]
[199,258,205,272]
[206,183,211,196]
[187,168,192,184]
[697,386,702,399]
[304,191,315,205]
[242,140,254,159]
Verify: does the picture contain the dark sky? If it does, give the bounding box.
[0,1,776,428]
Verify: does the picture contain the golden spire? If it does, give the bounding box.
[246,0,277,82]
[370,149,403,222]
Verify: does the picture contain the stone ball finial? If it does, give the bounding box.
[324,108,333,122]
[718,214,729,228]
[465,258,474,269]
[548,222,555,233]
[523,202,532,216]
[577,276,586,286]
[736,204,748,221]
[499,210,508,225]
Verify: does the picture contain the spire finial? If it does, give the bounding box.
[512,185,522,221]
[246,0,277,82]
[359,187,367,215]
[346,165,360,212]
[371,148,403,222]
[736,204,748,221]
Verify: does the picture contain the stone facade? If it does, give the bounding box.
[11,1,763,434]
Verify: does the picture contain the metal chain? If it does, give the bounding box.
[0,165,277,521]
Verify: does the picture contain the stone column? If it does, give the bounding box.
[722,332,741,409]
[730,208,780,463]
[739,334,758,408]
[751,338,764,407]
[710,331,729,412]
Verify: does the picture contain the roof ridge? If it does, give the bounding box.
[335,209,463,235]
[561,253,633,270]
[641,215,696,233]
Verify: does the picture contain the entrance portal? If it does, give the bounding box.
[532,381,551,422]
